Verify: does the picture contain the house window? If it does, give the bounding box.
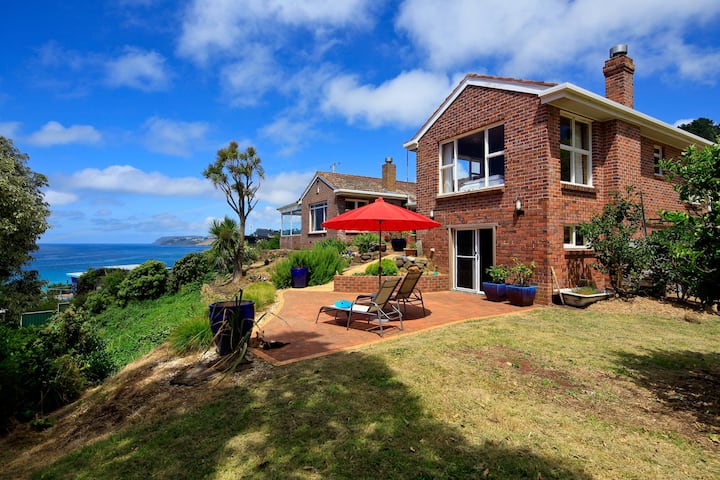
[439,124,505,194]
[345,199,368,211]
[309,202,327,233]
[560,115,591,185]
[564,225,588,248]
[653,145,663,175]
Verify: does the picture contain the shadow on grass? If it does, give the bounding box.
[35,352,593,479]
[613,349,720,433]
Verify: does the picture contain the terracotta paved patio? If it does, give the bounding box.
[250,288,534,365]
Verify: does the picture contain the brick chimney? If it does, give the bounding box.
[603,44,635,108]
[381,156,396,191]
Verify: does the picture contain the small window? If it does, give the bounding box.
[439,124,505,194]
[653,145,663,175]
[560,115,591,186]
[564,225,588,248]
[310,202,327,233]
[345,199,368,211]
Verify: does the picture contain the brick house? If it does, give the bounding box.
[278,158,416,249]
[403,45,713,304]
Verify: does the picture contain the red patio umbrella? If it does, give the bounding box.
[322,197,441,286]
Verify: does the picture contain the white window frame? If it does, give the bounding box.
[560,114,592,186]
[653,145,663,176]
[439,124,505,194]
[309,202,327,233]
[564,225,589,249]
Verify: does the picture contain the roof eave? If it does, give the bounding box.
[540,83,713,149]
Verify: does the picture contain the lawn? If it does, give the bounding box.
[1,302,718,479]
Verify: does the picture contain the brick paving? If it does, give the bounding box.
[250,288,534,365]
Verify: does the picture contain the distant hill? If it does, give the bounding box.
[153,236,213,246]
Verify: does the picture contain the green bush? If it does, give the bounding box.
[314,238,350,254]
[352,233,381,253]
[364,258,399,276]
[167,252,212,292]
[257,236,280,250]
[82,290,114,314]
[0,307,113,431]
[271,245,349,288]
[242,281,276,311]
[116,260,169,305]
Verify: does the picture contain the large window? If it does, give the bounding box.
[653,145,663,176]
[309,202,327,233]
[345,199,368,211]
[560,115,591,185]
[440,124,504,194]
[564,225,588,248]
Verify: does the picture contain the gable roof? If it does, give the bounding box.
[297,171,416,205]
[403,73,712,151]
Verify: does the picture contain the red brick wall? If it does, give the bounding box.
[333,274,450,293]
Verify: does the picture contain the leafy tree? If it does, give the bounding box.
[203,143,264,283]
[678,117,720,142]
[579,187,650,297]
[0,136,49,282]
[0,271,44,327]
[657,141,720,309]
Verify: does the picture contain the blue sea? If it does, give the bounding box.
[26,244,210,285]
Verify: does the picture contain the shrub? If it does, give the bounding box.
[364,258,399,276]
[82,290,114,314]
[168,252,212,292]
[352,233,381,253]
[578,187,650,297]
[257,236,280,250]
[116,260,169,305]
[509,258,535,286]
[314,238,350,254]
[486,264,509,283]
[271,245,349,288]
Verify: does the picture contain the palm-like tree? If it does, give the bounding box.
[208,216,240,276]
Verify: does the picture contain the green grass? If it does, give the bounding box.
[3,305,720,479]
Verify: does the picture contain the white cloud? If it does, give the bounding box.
[257,171,315,205]
[105,47,170,91]
[0,121,21,138]
[396,0,720,82]
[26,121,102,146]
[673,118,695,127]
[43,189,79,206]
[260,117,318,156]
[142,117,209,156]
[220,46,280,106]
[63,165,212,196]
[322,70,453,127]
[178,0,375,63]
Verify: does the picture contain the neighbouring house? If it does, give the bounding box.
[404,44,714,305]
[278,157,416,249]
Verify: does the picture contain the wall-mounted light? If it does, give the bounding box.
[514,197,524,216]
[429,209,434,219]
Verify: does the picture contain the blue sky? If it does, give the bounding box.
[2,0,719,244]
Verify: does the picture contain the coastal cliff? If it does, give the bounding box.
[153,236,213,246]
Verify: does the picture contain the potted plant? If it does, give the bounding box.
[483,264,509,302]
[507,258,537,306]
[403,241,418,256]
[390,232,408,252]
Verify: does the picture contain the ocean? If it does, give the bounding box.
[26,244,210,285]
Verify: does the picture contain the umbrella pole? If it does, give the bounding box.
[378,223,383,288]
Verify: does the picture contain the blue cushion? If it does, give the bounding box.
[335,300,352,308]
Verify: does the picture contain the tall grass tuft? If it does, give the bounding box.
[242,282,276,310]
[169,312,213,354]
[271,245,349,288]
